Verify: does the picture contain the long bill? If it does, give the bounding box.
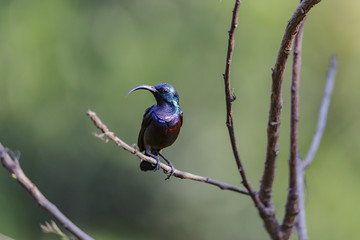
[127,85,157,96]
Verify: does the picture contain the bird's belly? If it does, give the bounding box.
[143,123,180,150]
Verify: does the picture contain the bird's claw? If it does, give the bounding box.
[152,162,161,172]
[163,164,174,180]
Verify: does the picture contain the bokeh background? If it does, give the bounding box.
[0,0,359,239]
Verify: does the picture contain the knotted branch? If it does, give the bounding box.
[87,110,249,195]
[0,143,94,240]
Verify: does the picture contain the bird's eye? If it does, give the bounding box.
[160,88,170,94]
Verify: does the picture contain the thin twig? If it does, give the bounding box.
[296,56,337,240]
[222,0,259,204]
[86,110,249,195]
[303,56,337,169]
[223,0,242,172]
[0,143,94,240]
[259,0,323,207]
[281,18,306,238]
[41,221,74,240]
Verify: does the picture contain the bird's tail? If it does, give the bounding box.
[139,160,156,171]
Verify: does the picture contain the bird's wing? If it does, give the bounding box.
[137,106,154,152]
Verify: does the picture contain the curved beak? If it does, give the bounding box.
[127,85,157,96]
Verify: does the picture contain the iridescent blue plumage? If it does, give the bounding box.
[127,83,183,178]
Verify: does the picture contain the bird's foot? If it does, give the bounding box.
[159,152,174,180]
[164,164,174,180]
[144,150,161,172]
[153,161,161,172]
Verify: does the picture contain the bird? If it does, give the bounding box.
[127,83,183,179]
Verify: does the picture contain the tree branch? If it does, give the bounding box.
[303,56,337,169]
[221,2,290,239]
[281,18,306,238]
[0,143,94,240]
[296,56,337,240]
[86,110,249,195]
[221,0,260,205]
[259,0,322,207]
[296,168,307,240]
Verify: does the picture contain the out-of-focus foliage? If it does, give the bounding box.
[0,0,359,239]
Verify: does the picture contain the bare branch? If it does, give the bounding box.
[0,143,94,240]
[220,2,292,238]
[296,56,337,240]
[221,0,260,205]
[303,56,337,169]
[223,0,242,176]
[86,110,249,195]
[259,0,323,207]
[296,168,308,240]
[281,18,306,238]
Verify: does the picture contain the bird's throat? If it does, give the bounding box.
[155,102,181,115]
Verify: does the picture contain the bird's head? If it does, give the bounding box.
[127,83,180,108]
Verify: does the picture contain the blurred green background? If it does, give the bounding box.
[0,0,359,239]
